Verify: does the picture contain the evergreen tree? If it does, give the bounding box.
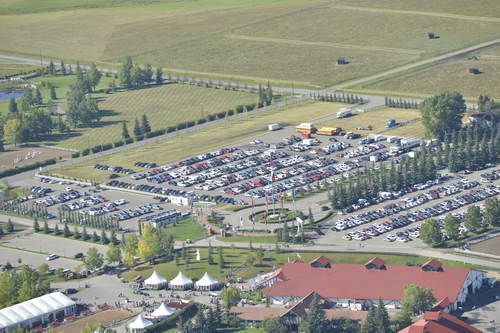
[6,219,14,233]
[82,226,89,240]
[265,82,273,106]
[155,67,163,85]
[119,56,134,89]
[375,299,391,333]
[49,86,57,100]
[33,219,40,232]
[34,87,43,105]
[63,223,71,237]
[60,60,66,75]
[141,114,151,134]
[8,98,18,114]
[54,224,60,235]
[464,206,482,233]
[0,225,3,236]
[43,221,49,234]
[308,207,315,224]
[48,60,55,76]
[143,64,154,83]
[361,306,377,333]
[133,118,142,137]
[207,242,214,265]
[121,122,130,140]
[87,63,102,91]
[301,294,327,333]
[218,246,224,270]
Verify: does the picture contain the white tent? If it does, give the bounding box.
[194,272,220,290]
[169,271,193,290]
[151,302,176,319]
[128,314,153,332]
[144,271,168,289]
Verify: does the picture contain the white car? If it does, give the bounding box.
[46,254,59,261]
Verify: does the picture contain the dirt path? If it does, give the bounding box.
[332,5,500,23]
[225,34,424,55]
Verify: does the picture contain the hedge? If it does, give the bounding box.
[71,152,80,159]
[113,141,124,148]
[247,103,256,111]
[217,111,226,119]
[197,118,207,125]
[176,123,186,130]
[124,137,134,144]
[208,114,216,121]
[91,146,103,154]
[166,126,176,133]
[236,105,244,113]
[101,143,113,151]
[81,149,90,156]
[135,135,144,141]
[227,109,234,116]
[0,158,57,178]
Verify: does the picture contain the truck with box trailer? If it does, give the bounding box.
[336,108,352,118]
[316,127,342,136]
[390,138,422,152]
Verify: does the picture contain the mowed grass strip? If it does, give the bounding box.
[318,108,422,136]
[216,235,279,244]
[53,83,257,150]
[50,102,348,182]
[121,248,496,283]
[0,63,39,77]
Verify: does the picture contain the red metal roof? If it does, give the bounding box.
[263,261,469,302]
[310,256,331,265]
[399,311,482,333]
[422,259,442,269]
[431,297,450,311]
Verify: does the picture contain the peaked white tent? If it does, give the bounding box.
[144,271,168,289]
[151,302,176,318]
[194,272,220,290]
[169,271,193,290]
[128,314,153,332]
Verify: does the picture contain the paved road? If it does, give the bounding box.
[0,245,80,269]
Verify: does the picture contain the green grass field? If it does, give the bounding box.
[318,107,423,136]
[2,0,500,87]
[0,61,39,77]
[121,248,497,283]
[49,102,349,182]
[162,217,207,242]
[47,83,257,150]
[359,45,500,99]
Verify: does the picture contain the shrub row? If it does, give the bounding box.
[0,158,57,178]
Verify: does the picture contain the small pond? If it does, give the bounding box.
[0,90,25,101]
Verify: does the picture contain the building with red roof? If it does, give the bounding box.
[398,311,482,333]
[259,259,485,311]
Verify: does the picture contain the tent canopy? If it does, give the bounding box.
[129,314,153,329]
[170,272,193,286]
[151,303,176,318]
[144,271,167,285]
[195,272,219,288]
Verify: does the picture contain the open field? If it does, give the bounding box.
[2,0,500,87]
[318,108,422,136]
[0,61,39,77]
[121,248,496,282]
[49,102,348,182]
[0,145,69,172]
[53,84,256,150]
[55,309,134,333]
[470,236,500,257]
[359,44,500,99]
[162,217,207,242]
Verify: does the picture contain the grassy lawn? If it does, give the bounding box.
[0,221,27,239]
[216,235,278,244]
[163,217,207,242]
[318,107,422,136]
[49,102,349,182]
[0,61,39,77]
[52,83,256,150]
[121,248,497,283]
[2,0,500,87]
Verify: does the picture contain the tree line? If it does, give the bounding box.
[0,265,50,309]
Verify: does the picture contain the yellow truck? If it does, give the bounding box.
[316,127,342,136]
[296,122,316,134]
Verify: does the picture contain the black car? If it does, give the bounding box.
[73,252,84,259]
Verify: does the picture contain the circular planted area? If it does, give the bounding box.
[250,208,303,224]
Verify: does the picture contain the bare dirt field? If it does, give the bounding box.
[55,309,134,333]
[470,236,500,257]
[0,145,70,171]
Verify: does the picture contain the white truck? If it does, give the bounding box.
[268,123,281,131]
[336,108,352,118]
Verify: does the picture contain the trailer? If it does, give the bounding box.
[316,127,342,136]
[268,123,281,131]
[336,108,352,118]
[400,138,423,150]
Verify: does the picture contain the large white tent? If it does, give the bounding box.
[194,272,220,290]
[144,271,168,289]
[128,314,153,332]
[0,292,76,331]
[169,271,193,290]
[151,303,176,319]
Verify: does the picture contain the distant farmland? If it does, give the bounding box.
[1,0,500,87]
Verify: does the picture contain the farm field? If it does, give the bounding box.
[121,248,495,283]
[1,0,500,87]
[0,60,39,77]
[49,102,349,182]
[49,83,257,150]
[359,45,500,99]
[318,108,422,136]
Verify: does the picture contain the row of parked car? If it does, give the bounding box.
[336,143,385,159]
[480,169,500,182]
[334,179,481,231]
[138,209,183,223]
[94,164,135,175]
[110,203,163,221]
[33,190,82,207]
[340,185,500,242]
